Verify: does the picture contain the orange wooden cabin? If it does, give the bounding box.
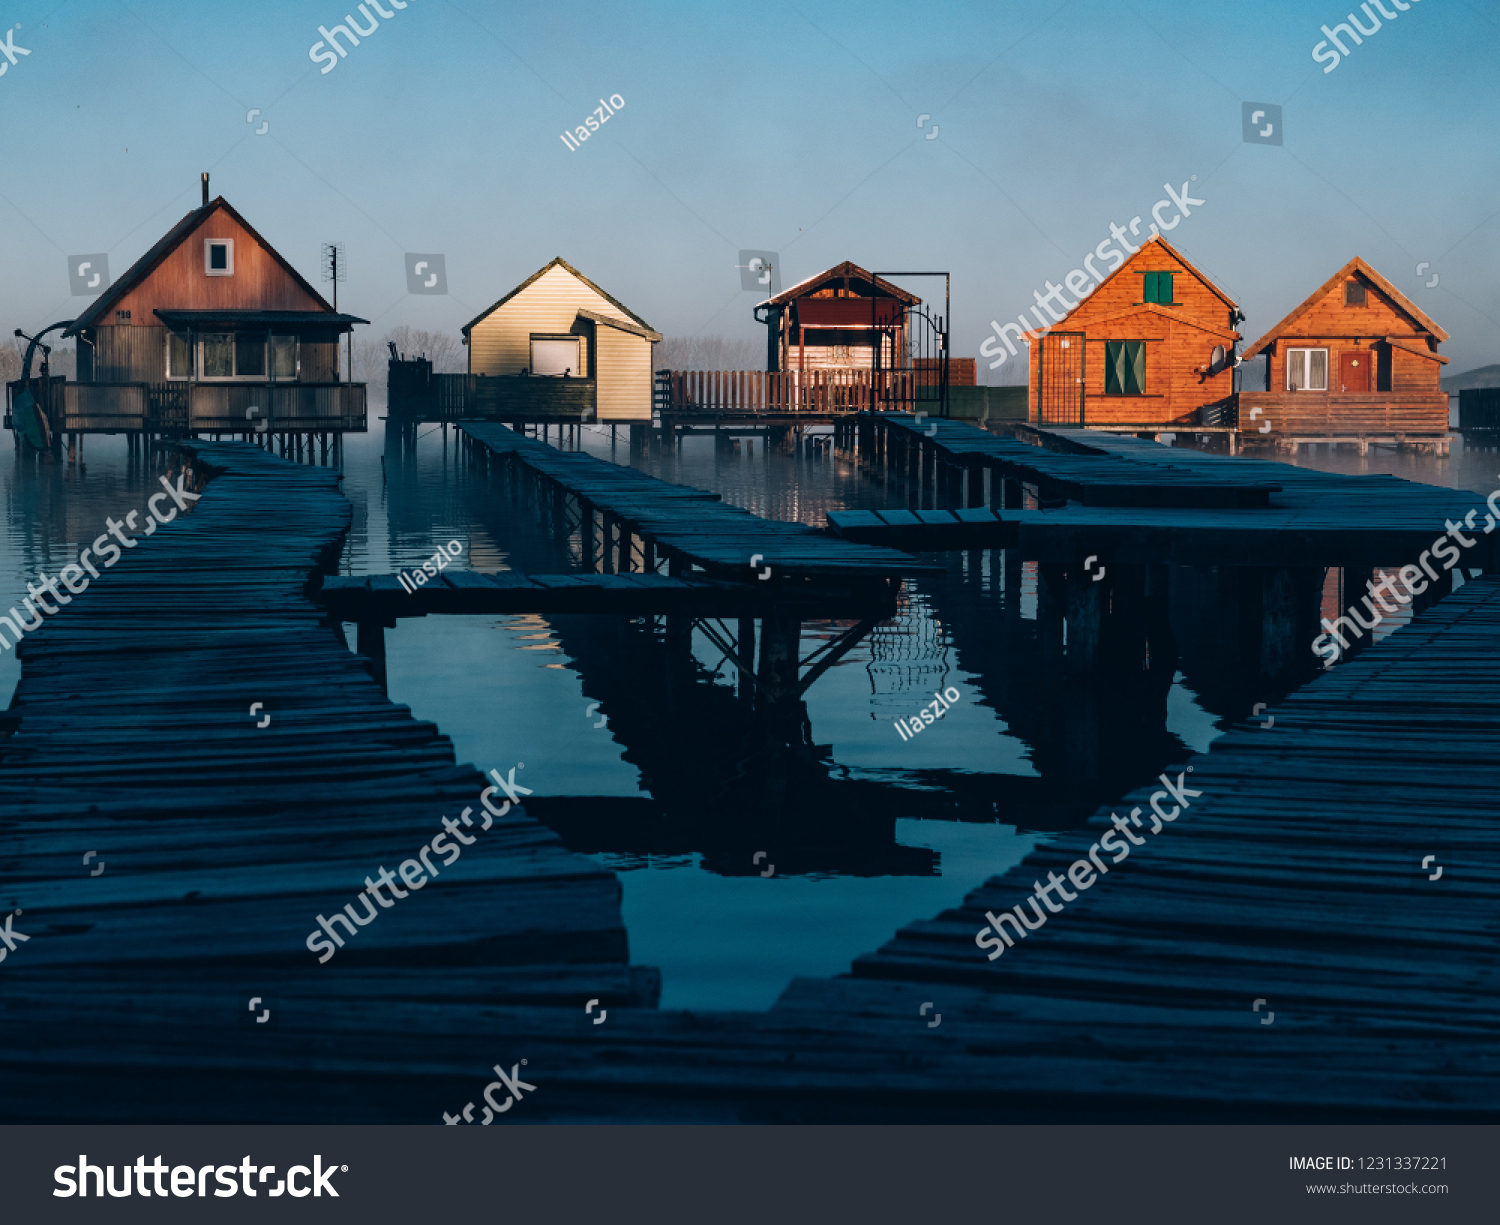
[1023,236,1242,428]
[1234,257,1449,450]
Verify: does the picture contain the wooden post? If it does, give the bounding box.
[356,621,388,693]
[600,513,616,574]
[581,506,595,570]
[1064,566,1105,677]
[738,615,756,705]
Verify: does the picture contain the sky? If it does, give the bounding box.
[2,0,1498,382]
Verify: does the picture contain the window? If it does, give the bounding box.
[270,336,298,379]
[201,333,234,378]
[530,335,581,377]
[1344,281,1365,306]
[1141,271,1174,304]
[1286,348,1328,391]
[204,239,234,276]
[235,334,266,377]
[1104,340,1146,395]
[831,344,851,361]
[167,333,194,378]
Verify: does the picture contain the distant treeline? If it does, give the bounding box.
[0,336,77,383]
[655,335,762,372]
[354,326,466,388]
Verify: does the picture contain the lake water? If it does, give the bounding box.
[4,413,1496,1010]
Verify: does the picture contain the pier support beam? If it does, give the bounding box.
[356,620,390,694]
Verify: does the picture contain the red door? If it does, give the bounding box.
[1339,350,1370,393]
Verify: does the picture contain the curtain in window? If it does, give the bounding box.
[1308,349,1328,390]
[1287,350,1304,390]
[1105,341,1145,394]
[270,337,298,379]
[201,334,233,378]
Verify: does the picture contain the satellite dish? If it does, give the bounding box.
[1209,344,1227,374]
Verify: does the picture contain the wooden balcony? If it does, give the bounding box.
[6,379,366,435]
[1234,391,1449,440]
[658,368,935,415]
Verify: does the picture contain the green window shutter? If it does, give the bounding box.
[1105,341,1123,394]
[1158,272,1173,304]
[1141,272,1156,303]
[1126,341,1146,394]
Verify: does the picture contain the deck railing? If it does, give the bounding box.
[7,379,366,434]
[1234,392,1448,437]
[659,368,933,415]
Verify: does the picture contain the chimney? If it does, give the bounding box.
[201,172,209,207]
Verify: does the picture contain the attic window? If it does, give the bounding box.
[1344,281,1365,306]
[205,239,234,277]
[1141,271,1173,304]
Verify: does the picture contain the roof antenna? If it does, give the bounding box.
[201,172,209,207]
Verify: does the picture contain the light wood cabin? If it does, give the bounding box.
[755,262,920,374]
[54,182,367,435]
[460,258,662,422]
[1024,236,1241,428]
[1235,257,1449,447]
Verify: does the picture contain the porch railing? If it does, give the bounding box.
[658,368,932,414]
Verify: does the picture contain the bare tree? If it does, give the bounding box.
[354,326,466,387]
[0,336,75,383]
[656,335,763,371]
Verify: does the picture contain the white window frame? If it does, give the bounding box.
[166,332,195,380]
[1285,347,1328,392]
[530,335,581,377]
[204,239,234,277]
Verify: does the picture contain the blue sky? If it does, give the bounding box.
[2,0,1497,380]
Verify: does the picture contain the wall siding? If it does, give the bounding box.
[595,327,654,420]
[1025,241,1239,426]
[109,210,327,321]
[467,264,651,376]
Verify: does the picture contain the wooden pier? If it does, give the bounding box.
[3,440,1496,1123]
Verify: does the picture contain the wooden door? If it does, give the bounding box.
[1338,350,1370,393]
[1038,332,1086,425]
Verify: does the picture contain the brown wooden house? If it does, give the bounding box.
[1234,257,1449,450]
[56,178,366,436]
[1025,236,1242,428]
[754,262,921,375]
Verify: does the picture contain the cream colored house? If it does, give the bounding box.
[460,258,661,421]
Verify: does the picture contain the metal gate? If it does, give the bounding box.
[871,272,950,417]
[1038,331,1085,426]
[874,303,949,417]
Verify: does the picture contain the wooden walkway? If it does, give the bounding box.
[833,423,1496,570]
[0,441,655,1120]
[318,570,888,620]
[3,441,1495,1123]
[461,421,935,585]
[863,413,1282,507]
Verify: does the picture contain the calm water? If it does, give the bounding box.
[4,416,1496,1010]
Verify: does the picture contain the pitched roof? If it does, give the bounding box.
[575,308,662,342]
[756,260,922,309]
[1065,235,1240,322]
[1242,257,1449,358]
[460,258,657,336]
[63,198,335,337]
